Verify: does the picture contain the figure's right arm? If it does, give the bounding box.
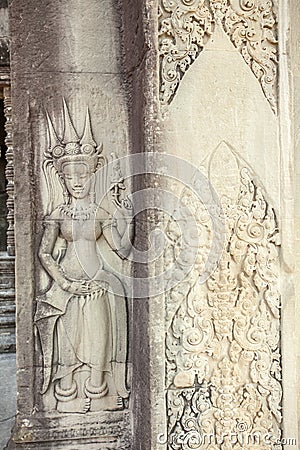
[38,218,70,291]
[38,213,98,295]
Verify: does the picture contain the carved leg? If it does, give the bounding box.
[55,378,90,414]
[59,372,73,390]
[90,368,105,388]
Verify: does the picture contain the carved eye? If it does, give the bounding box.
[65,142,80,155]
[52,145,65,158]
[81,144,94,155]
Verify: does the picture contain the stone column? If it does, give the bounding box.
[0,2,15,356]
[291,0,300,444]
[147,0,298,448]
[8,1,136,448]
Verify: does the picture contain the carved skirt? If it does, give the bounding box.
[53,290,112,381]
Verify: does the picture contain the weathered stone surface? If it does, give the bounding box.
[0,254,15,353]
[0,353,16,449]
[0,3,9,67]
[291,0,300,444]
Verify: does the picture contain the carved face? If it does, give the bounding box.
[62,162,92,199]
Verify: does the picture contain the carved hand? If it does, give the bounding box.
[63,280,89,295]
[59,277,104,295]
[114,201,133,222]
[113,203,134,238]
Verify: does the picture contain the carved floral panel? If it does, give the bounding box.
[159,0,278,113]
[158,0,213,105]
[164,143,282,448]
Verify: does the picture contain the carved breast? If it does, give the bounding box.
[60,218,102,242]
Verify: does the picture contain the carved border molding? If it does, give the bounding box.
[13,410,131,447]
[3,86,14,256]
[164,144,282,448]
[0,73,15,355]
[159,0,278,113]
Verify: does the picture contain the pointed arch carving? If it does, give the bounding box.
[164,143,282,447]
[158,1,278,113]
[158,0,213,105]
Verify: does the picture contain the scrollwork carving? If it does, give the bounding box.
[159,0,213,105]
[158,0,278,113]
[220,0,278,114]
[165,144,281,448]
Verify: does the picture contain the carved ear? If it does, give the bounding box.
[62,98,79,143]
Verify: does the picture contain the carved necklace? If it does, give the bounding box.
[59,203,97,220]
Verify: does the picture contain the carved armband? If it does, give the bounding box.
[102,217,118,230]
[42,217,60,230]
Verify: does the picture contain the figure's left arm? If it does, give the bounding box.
[101,207,134,259]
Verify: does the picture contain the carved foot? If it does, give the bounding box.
[55,381,91,414]
[90,395,123,412]
[57,397,91,414]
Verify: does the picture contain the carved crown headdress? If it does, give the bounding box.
[45,98,103,174]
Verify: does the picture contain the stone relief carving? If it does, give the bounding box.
[35,99,134,414]
[218,0,278,114]
[164,143,281,448]
[158,0,213,106]
[159,1,278,113]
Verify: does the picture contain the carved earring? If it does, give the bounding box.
[58,174,70,205]
[63,188,70,205]
[62,182,70,205]
[89,172,96,204]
